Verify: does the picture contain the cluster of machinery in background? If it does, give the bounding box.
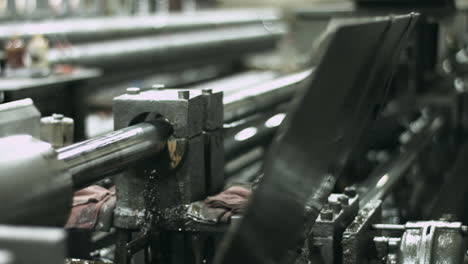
[2,0,468,264]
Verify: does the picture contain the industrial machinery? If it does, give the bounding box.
[2,1,468,264]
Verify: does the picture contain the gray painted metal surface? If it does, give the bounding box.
[0,98,40,138]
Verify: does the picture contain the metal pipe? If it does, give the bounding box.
[223,69,311,123]
[359,116,444,207]
[48,24,285,69]
[0,9,280,43]
[224,111,286,161]
[57,120,173,190]
[225,147,264,178]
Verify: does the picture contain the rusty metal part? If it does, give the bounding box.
[112,88,222,230]
[307,193,360,264]
[342,200,383,264]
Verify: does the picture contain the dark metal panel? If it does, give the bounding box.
[215,14,418,264]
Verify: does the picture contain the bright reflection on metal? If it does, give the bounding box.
[234,127,258,141]
[376,174,389,188]
[265,113,285,128]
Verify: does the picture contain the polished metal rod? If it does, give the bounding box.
[57,121,173,190]
[224,110,287,161]
[359,116,444,207]
[223,70,311,123]
[0,9,280,43]
[48,24,285,69]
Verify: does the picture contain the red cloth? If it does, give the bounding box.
[65,185,115,230]
[187,185,252,224]
[205,186,252,214]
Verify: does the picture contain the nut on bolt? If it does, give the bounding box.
[461,226,468,234]
[126,87,141,95]
[320,204,333,220]
[202,89,213,95]
[320,209,333,221]
[178,90,190,100]
[344,186,357,197]
[52,113,64,120]
[440,213,457,222]
[330,201,342,214]
[338,195,349,206]
[152,84,165,90]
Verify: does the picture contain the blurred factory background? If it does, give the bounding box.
[0,0,293,140]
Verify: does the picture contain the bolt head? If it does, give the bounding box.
[461,226,468,235]
[440,214,457,222]
[320,209,333,221]
[338,195,349,206]
[330,201,342,213]
[52,113,64,120]
[126,87,140,95]
[152,84,165,90]
[178,90,190,100]
[202,89,213,95]
[344,186,357,197]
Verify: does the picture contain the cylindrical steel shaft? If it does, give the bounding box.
[48,24,285,70]
[57,121,173,190]
[0,9,280,43]
[0,120,172,225]
[359,116,444,207]
[224,111,286,161]
[223,70,311,123]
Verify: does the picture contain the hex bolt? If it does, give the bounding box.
[461,226,468,235]
[344,186,357,197]
[388,238,401,249]
[320,209,333,221]
[53,113,64,120]
[330,201,342,214]
[338,195,349,206]
[126,87,141,95]
[312,240,323,248]
[202,89,213,95]
[178,90,190,100]
[440,213,457,222]
[152,84,165,90]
